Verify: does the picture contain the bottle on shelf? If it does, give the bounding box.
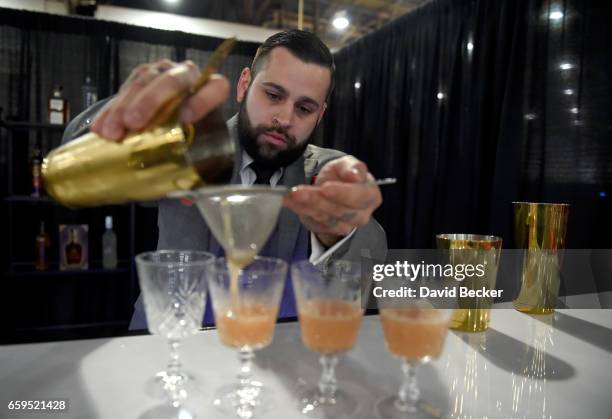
[82,75,98,111]
[65,228,83,266]
[34,221,50,271]
[31,145,43,197]
[102,216,118,269]
[48,85,70,125]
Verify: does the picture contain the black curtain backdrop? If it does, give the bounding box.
[320,0,611,250]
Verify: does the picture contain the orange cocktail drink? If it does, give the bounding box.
[380,307,450,361]
[215,302,278,349]
[298,299,362,353]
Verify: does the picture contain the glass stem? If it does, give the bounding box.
[237,347,255,390]
[167,338,182,379]
[317,353,338,402]
[395,360,419,413]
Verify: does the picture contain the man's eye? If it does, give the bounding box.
[298,106,314,115]
[266,91,280,101]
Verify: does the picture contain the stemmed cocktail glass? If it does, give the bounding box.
[375,299,452,419]
[208,256,287,419]
[291,260,365,417]
[135,250,214,418]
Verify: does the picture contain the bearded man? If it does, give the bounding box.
[63,30,387,328]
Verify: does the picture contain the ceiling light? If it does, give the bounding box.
[163,0,180,4]
[467,42,474,52]
[436,92,445,100]
[354,82,361,89]
[333,16,349,30]
[559,62,574,70]
[564,89,574,95]
[549,11,564,20]
[570,107,579,114]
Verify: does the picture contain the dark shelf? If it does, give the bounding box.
[5,195,56,203]
[8,261,130,277]
[2,113,142,344]
[4,196,137,211]
[0,120,65,131]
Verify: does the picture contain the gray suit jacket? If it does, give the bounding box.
[63,102,387,330]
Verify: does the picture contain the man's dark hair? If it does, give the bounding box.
[251,29,335,100]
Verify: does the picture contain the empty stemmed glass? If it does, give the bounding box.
[291,260,365,417]
[375,298,452,419]
[208,256,287,419]
[135,250,214,417]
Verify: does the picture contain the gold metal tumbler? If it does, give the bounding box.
[513,202,570,314]
[436,234,503,332]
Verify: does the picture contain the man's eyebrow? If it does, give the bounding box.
[262,82,287,95]
[262,82,321,109]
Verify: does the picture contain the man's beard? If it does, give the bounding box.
[237,99,313,170]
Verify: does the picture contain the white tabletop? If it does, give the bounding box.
[1,309,612,419]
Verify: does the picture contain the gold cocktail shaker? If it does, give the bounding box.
[42,39,237,208]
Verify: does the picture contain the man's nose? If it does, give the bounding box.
[272,103,294,128]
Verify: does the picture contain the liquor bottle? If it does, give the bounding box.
[102,216,118,269]
[31,145,43,197]
[82,75,98,110]
[35,221,50,271]
[48,85,70,125]
[65,228,83,266]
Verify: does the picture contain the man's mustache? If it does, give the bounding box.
[254,125,296,146]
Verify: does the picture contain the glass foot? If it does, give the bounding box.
[144,371,198,401]
[375,395,442,419]
[298,387,359,418]
[213,381,273,419]
[138,404,197,419]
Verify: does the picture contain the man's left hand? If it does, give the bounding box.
[283,155,382,248]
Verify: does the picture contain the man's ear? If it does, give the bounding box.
[236,67,252,103]
[316,102,327,126]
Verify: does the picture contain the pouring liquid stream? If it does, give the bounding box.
[220,200,257,309]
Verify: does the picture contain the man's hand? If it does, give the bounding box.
[90,59,230,141]
[283,155,382,248]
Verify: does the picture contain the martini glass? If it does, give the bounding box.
[176,184,289,324]
[291,260,365,418]
[135,250,214,418]
[208,256,288,418]
[171,185,288,267]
